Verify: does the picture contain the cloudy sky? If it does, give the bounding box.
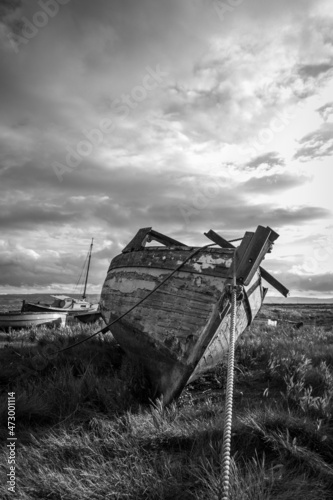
[0,0,332,298]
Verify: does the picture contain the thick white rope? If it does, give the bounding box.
[220,248,238,500]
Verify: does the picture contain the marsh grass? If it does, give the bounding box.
[0,312,333,499]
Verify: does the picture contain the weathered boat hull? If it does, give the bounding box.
[0,311,68,331]
[100,226,286,404]
[190,273,263,380]
[101,248,258,403]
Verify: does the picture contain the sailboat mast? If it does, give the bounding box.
[82,238,93,299]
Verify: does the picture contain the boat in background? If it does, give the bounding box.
[100,226,289,405]
[0,310,68,331]
[22,295,99,315]
[22,239,99,316]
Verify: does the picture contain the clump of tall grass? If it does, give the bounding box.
[237,323,333,370]
[266,353,333,421]
[8,399,332,500]
[0,328,132,428]
[195,453,332,500]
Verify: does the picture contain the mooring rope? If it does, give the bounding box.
[47,243,215,357]
[220,247,238,500]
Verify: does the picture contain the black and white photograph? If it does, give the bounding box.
[0,1,332,498]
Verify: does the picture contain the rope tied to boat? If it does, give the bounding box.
[45,243,216,357]
[220,247,238,500]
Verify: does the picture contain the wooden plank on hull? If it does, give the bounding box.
[101,266,227,351]
[148,229,187,248]
[122,227,152,253]
[266,226,279,243]
[260,267,289,298]
[234,226,273,285]
[204,230,234,249]
[110,248,234,278]
[102,283,234,405]
[233,232,254,271]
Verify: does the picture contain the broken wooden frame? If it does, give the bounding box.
[204,228,289,297]
[122,227,187,253]
[121,226,289,297]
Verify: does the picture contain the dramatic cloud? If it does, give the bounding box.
[0,241,110,288]
[279,272,333,294]
[298,63,333,79]
[241,172,310,193]
[294,123,333,161]
[245,152,285,171]
[0,0,332,295]
[316,101,333,121]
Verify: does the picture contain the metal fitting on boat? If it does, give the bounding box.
[225,284,244,302]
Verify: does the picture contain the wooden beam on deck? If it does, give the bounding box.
[122,227,187,253]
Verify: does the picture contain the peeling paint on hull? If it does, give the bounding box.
[193,255,232,272]
[100,246,263,405]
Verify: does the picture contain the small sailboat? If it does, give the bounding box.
[22,239,99,316]
[100,226,288,405]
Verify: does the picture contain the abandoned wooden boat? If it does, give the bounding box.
[22,239,99,315]
[0,310,68,331]
[100,226,289,405]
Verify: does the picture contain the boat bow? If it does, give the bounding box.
[100,226,288,404]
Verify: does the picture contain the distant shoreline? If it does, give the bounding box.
[264,297,333,305]
[0,293,332,305]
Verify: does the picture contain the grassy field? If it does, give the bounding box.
[0,304,333,499]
